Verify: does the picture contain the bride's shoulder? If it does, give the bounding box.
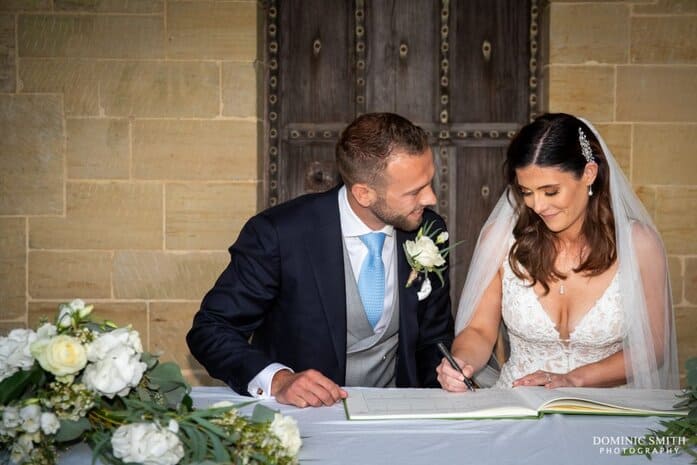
[629,221,666,261]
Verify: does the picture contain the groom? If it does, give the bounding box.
[187,112,454,408]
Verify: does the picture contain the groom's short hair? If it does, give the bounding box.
[336,112,429,187]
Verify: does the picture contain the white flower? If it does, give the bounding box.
[30,335,87,377]
[111,422,184,465]
[40,412,60,435]
[82,345,146,398]
[10,433,34,464]
[36,323,57,341]
[405,236,445,268]
[19,404,41,434]
[57,299,94,329]
[435,231,449,245]
[86,327,142,362]
[270,413,302,457]
[0,329,37,382]
[3,406,21,429]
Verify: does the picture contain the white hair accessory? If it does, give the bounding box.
[578,127,595,163]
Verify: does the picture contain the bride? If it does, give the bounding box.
[438,113,678,390]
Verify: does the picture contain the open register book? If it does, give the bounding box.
[343,387,688,420]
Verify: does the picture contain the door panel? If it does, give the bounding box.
[263,0,542,302]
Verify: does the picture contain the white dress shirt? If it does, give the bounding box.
[246,186,396,398]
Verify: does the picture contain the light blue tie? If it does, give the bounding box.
[358,232,386,328]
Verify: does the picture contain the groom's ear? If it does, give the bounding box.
[350,183,377,207]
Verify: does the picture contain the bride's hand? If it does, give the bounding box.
[512,370,578,388]
[436,356,474,392]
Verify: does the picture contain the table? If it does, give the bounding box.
[62,387,692,465]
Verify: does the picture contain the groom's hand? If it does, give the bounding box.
[271,369,348,408]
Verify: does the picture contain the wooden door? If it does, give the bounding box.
[262,0,543,302]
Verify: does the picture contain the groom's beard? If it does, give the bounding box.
[370,196,423,232]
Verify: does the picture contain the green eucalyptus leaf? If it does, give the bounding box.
[209,432,232,463]
[148,362,190,394]
[251,404,277,423]
[55,417,91,442]
[0,364,44,405]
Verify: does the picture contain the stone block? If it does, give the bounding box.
[685,257,697,305]
[113,251,228,300]
[0,218,26,321]
[133,120,257,180]
[594,124,631,178]
[631,16,697,64]
[18,14,164,59]
[167,1,257,60]
[55,0,163,13]
[617,66,697,122]
[549,3,629,64]
[98,61,219,117]
[0,1,50,11]
[28,301,148,346]
[654,187,697,255]
[29,182,162,249]
[166,183,256,250]
[668,256,683,306]
[0,94,63,214]
[150,301,202,370]
[66,118,129,179]
[547,65,615,122]
[19,58,102,115]
[635,186,657,220]
[222,61,258,118]
[0,14,15,92]
[28,251,112,299]
[634,0,697,14]
[633,124,697,185]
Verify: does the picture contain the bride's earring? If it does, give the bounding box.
[588,185,593,197]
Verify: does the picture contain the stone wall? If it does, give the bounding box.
[0,0,260,385]
[545,0,697,383]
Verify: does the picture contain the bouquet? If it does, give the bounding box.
[0,300,302,465]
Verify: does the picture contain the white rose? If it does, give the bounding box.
[0,329,38,381]
[30,335,87,377]
[405,236,445,268]
[82,345,146,398]
[40,412,60,435]
[270,413,302,457]
[19,404,41,434]
[36,323,57,341]
[111,422,184,465]
[86,328,142,362]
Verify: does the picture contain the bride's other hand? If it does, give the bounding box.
[436,356,474,392]
[512,370,579,388]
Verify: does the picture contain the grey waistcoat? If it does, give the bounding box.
[342,243,399,387]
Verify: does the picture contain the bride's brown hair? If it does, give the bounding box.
[505,113,616,294]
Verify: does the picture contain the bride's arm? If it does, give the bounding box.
[437,270,502,391]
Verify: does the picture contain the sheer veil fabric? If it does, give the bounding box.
[454,118,679,389]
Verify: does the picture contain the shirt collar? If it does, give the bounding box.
[338,185,394,238]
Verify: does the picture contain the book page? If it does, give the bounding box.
[515,387,686,416]
[344,388,537,420]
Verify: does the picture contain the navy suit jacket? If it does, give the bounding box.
[186,185,454,395]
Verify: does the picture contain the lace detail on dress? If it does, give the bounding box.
[494,259,627,388]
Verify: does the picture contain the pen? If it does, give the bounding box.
[437,342,476,392]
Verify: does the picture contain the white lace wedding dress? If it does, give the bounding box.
[493,259,627,389]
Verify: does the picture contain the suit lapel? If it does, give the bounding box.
[305,189,347,379]
[396,228,419,384]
